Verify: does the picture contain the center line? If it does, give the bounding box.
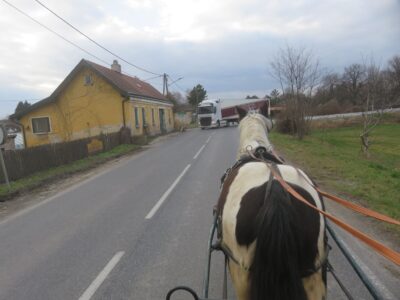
[79,251,125,300]
[193,145,206,159]
[145,164,191,219]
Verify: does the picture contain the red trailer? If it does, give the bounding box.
[221,99,270,124]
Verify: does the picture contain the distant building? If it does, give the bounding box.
[0,119,23,150]
[174,104,195,129]
[11,59,174,148]
[14,133,24,149]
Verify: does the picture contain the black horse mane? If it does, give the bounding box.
[250,180,308,300]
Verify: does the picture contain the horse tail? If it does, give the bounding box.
[250,180,307,300]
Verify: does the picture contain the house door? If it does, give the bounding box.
[159,109,166,133]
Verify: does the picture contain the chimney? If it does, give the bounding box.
[111,60,121,73]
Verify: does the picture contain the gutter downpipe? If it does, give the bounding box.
[122,95,129,127]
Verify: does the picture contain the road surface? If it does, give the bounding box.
[0,127,398,299]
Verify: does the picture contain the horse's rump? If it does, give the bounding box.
[219,162,327,300]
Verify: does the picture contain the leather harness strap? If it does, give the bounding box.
[268,149,400,227]
[316,189,400,226]
[217,151,329,276]
[264,162,400,266]
[219,148,400,268]
[251,148,400,265]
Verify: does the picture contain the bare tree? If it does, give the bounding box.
[387,55,400,105]
[315,72,341,104]
[166,91,186,110]
[270,45,322,139]
[342,64,366,105]
[359,58,390,156]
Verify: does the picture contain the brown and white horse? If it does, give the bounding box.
[217,103,328,300]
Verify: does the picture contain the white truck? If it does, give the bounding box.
[197,98,270,129]
[198,99,226,129]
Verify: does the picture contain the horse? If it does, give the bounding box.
[216,103,328,300]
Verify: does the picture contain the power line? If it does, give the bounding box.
[142,74,163,82]
[33,0,162,76]
[1,0,178,94]
[1,0,110,66]
[1,0,143,81]
[167,75,186,93]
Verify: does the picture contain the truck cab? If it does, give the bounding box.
[198,99,225,129]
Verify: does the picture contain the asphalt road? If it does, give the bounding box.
[0,127,398,300]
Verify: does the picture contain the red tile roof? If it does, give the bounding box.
[12,59,170,119]
[84,60,167,101]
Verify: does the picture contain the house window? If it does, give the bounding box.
[168,110,171,125]
[134,107,139,128]
[84,74,93,85]
[142,108,146,127]
[32,117,50,134]
[152,108,155,126]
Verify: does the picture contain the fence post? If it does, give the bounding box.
[0,149,10,190]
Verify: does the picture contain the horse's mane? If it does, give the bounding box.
[237,112,273,158]
[239,112,270,130]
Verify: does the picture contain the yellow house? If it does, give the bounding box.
[11,59,174,148]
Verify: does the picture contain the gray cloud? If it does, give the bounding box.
[1,0,399,118]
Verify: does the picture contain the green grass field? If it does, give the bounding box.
[270,123,400,229]
[0,144,140,200]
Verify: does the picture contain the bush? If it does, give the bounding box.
[275,113,296,134]
[314,99,342,115]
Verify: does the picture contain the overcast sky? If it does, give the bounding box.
[1,0,399,118]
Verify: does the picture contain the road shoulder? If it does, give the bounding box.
[0,132,182,222]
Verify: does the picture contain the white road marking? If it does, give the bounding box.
[145,164,191,219]
[79,251,125,300]
[205,133,214,144]
[192,134,212,160]
[193,145,206,160]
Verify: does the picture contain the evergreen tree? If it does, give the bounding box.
[187,84,207,107]
[245,95,259,99]
[269,89,280,104]
[14,100,31,114]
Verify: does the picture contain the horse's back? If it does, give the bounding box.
[220,162,327,300]
[221,162,271,268]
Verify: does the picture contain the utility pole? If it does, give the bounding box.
[0,149,10,190]
[163,73,168,96]
[0,126,10,190]
[163,75,183,96]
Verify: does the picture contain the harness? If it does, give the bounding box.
[220,146,282,188]
[215,147,329,277]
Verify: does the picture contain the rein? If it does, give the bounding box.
[217,148,329,276]
[247,150,400,266]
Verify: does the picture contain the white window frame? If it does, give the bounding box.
[31,116,52,134]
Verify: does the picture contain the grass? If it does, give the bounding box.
[0,144,141,201]
[269,122,400,233]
